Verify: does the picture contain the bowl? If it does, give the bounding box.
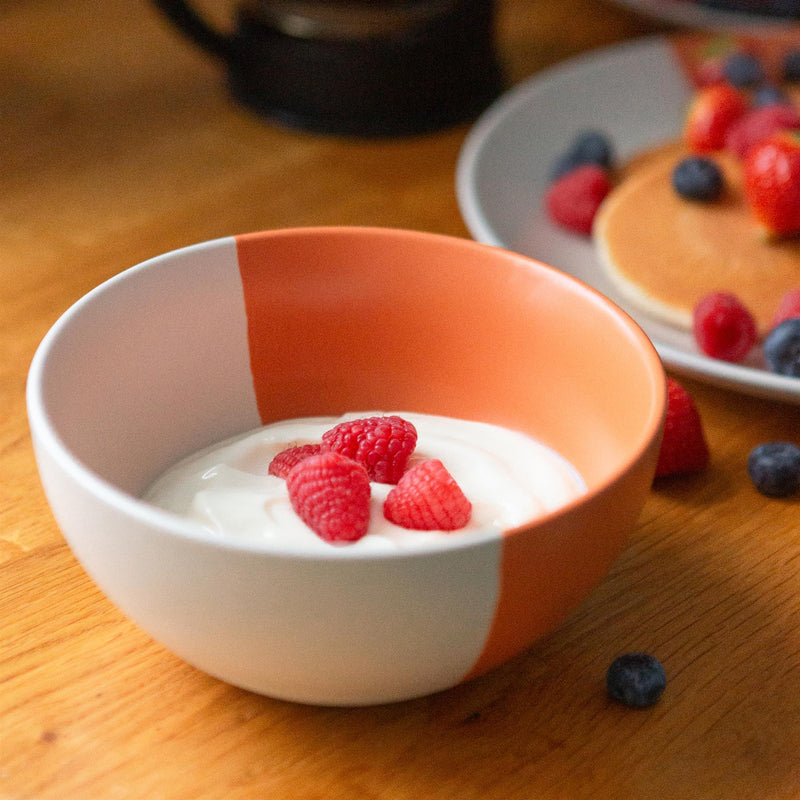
[27,226,666,706]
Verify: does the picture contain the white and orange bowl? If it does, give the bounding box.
[27,227,666,706]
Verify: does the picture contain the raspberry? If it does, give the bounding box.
[383,459,472,531]
[321,415,417,484]
[286,451,371,543]
[268,443,322,478]
[655,378,710,479]
[771,288,800,329]
[544,165,611,235]
[606,653,666,708]
[693,292,757,362]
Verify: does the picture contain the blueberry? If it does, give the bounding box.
[671,157,724,201]
[783,49,800,82]
[606,653,666,708]
[550,130,614,180]
[764,318,800,377]
[747,442,800,497]
[724,52,764,87]
[753,84,788,107]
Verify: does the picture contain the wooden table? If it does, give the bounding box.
[4,1,800,797]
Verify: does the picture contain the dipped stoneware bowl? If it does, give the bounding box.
[27,227,666,706]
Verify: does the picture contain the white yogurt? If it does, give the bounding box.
[143,412,586,552]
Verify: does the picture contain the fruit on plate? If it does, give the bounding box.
[693,292,757,363]
[545,164,612,235]
[764,317,800,376]
[743,131,800,236]
[685,83,749,153]
[671,156,724,201]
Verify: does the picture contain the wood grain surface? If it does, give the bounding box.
[4,1,800,798]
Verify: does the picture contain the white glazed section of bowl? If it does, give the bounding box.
[26,236,504,705]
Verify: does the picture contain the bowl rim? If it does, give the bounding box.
[26,226,666,562]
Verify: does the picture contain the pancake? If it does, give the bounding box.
[593,140,800,336]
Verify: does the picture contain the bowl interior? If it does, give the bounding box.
[32,227,664,518]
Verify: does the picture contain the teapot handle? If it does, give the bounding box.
[150,0,235,61]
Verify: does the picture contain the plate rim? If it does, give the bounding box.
[455,33,800,404]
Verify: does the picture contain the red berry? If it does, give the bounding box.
[544,165,611,235]
[268,443,322,478]
[693,292,757,362]
[772,288,800,329]
[724,104,800,160]
[321,415,417,484]
[743,131,800,236]
[286,451,371,543]
[655,378,710,478]
[695,59,726,88]
[383,459,472,531]
[685,83,748,152]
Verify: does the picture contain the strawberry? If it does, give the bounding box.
[693,291,757,363]
[544,164,611,235]
[383,459,472,531]
[268,443,322,478]
[321,415,417,484]
[772,288,800,329]
[655,378,710,479]
[286,451,371,543]
[724,104,800,160]
[743,131,800,236]
[684,83,748,152]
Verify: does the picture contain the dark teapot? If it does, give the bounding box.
[149,0,503,136]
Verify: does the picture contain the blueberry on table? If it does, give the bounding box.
[747,442,800,498]
[672,157,724,201]
[724,52,764,88]
[764,318,800,377]
[606,652,666,708]
[550,130,614,180]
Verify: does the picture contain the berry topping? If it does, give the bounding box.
[743,131,800,236]
[724,104,800,159]
[763,317,800,377]
[693,292,757,363]
[550,129,615,180]
[268,443,322,478]
[655,378,710,479]
[286,451,371,543]
[321,414,417,484]
[771,288,800,328]
[383,459,472,531]
[671,156,724,201]
[723,52,764,88]
[545,164,611,235]
[606,653,666,708]
[783,49,800,83]
[753,84,788,108]
[747,441,800,498]
[685,83,748,152]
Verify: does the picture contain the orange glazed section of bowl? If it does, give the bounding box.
[235,228,661,490]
